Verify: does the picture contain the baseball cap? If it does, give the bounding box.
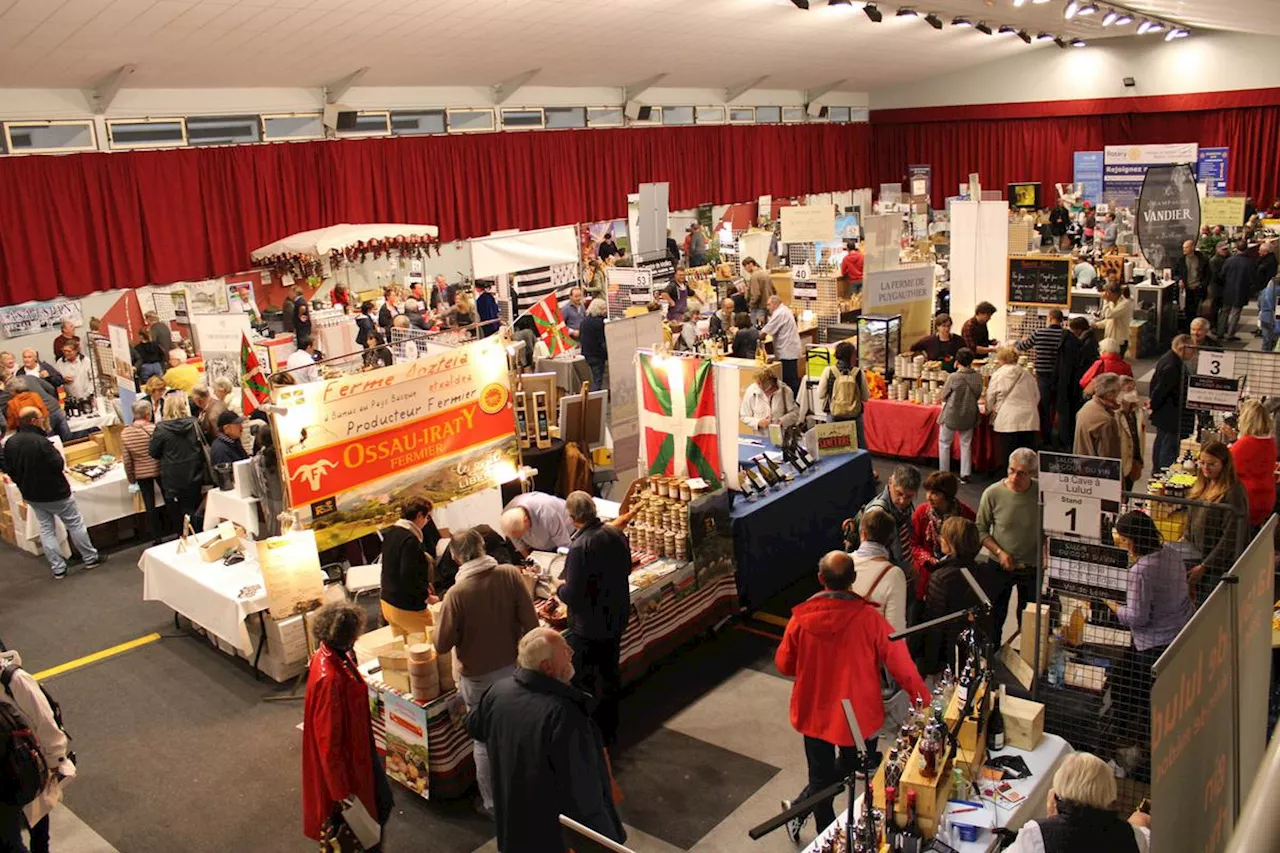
[217,411,245,429]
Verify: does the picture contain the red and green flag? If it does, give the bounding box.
[639,353,721,487]
[241,333,271,414]
[529,293,574,356]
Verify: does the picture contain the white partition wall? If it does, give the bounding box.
[949,199,1010,343]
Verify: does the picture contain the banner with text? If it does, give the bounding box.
[1073,151,1104,206]
[273,337,518,551]
[1136,164,1201,273]
[1104,142,1198,209]
[862,264,934,345]
[1197,147,1229,197]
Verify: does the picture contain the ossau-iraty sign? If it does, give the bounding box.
[1137,164,1201,272]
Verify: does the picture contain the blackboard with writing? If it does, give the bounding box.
[1008,256,1072,307]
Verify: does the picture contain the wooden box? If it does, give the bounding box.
[62,434,106,466]
[1021,603,1051,675]
[1000,694,1045,751]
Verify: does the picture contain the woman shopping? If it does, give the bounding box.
[148,392,209,533]
[1185,440,1250,602]
[985,346,1041,464]
[938,348,982,482]
[909,472,976,606]
[1224,398,1277,530]
[814,341,868,447]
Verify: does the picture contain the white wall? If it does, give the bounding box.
[869,31,1280,110]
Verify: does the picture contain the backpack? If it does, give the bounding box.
[830,366,862,419]
[0,669,46,806]
[0,661,72,801]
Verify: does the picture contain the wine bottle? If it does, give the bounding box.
[918,720,940,779]
[882,785,899,849]
[900,790,924,853]
[956,663,972,705]
[988,687,1006,751]
[884,748,901,788]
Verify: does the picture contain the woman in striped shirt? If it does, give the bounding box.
[121,398,165,546]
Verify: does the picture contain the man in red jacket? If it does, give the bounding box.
[776,550,929,842]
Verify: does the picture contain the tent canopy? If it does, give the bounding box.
[250,223,439,260]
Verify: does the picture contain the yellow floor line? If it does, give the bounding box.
[734,624,784,642]
[751,611,791,629]
[31,633,161,681]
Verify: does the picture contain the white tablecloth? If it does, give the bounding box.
[203,488,260,537]
[804,733,1073,853]
[10,465,155,544]
[536,354,591,394]
[139,539,268,654]
[66,397,119,434]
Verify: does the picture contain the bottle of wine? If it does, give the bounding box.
[956,663,972,705]
[900,790,925,853]
[988,687,1006,751]
[882,785,899,849]
[884,748,901,788]
[918,720,940,779]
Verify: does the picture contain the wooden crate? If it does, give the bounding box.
[1000,694,1045,751]
[1020,604,1052,675]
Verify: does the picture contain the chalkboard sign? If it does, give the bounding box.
[1008,256,1073,307]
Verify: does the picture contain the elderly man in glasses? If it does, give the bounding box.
[976,447,1041,632]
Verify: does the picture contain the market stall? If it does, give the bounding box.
[860,398,999,473]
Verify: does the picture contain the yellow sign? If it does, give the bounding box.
[1201,196,1246,228]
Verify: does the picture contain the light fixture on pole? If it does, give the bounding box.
[863,3,883,22]
[924,12,943,29]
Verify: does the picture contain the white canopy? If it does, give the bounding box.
[250,223,440,260]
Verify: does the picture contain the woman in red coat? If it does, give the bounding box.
[1226,399,1277,528]
[302,602,393,847]
[1080,338,1133,393]
[909,472,976,602]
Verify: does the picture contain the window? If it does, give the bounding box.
[696,106,725,125]
[544,107,586,129]
[106,118,187,149]
[391,110,446,136]
[185,115,261,146]
[661,106,694,126]
[851,108,870,123]
[782,107,806,124]
[588,107,624,128]
[728,107,754,124]
[827,106,851,123]
[629,106,661,126]
[4,121,98,153]
[335,111,390,137]
[262,113,324,141]
[447,108,496,133]
[754,106,782,124]
[501,108,544,130]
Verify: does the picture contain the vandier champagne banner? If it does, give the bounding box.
[273,336,518,551]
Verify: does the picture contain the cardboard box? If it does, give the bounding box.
[1020,603,1051,675]
[1000,694,1045,751]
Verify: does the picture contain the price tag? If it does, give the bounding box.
[1197,350,1235,378]
[793,263,812,282]
[1042,493,1101,540]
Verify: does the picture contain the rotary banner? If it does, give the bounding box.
[273,336,519,551]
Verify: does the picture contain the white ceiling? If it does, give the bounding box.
[0,0,1265,93]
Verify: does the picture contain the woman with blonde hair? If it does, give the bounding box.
[985,345,1041,464]
[149,392,209,531]
[1004,752,1149,852]
[1185,440,1250,601]
[1226,398,1276,528]
[143,375,167,422]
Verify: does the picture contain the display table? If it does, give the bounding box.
[731,446,876,610]
[7,466,157,554]
[536,353,592,393]
[66,397,117,436]
[203,488,260,538]
[804,734,1073,853]
[139,539,268,656]
[861,398,999,473]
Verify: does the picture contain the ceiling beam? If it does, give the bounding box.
[323,66,370,105]
[724,76,768,103]
[83,64,136,115]
[623,73,668,103]
[492,68,541,105]
[805,78,847,105]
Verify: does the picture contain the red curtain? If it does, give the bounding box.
[0,123,872,304]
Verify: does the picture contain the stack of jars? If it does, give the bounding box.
[627,479,692,561]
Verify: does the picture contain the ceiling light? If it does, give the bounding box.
[1102,8,1118,25]
[1064,1,1081,18]
[1036,31,1055,40]
[1137,18,1165,34]
[1166,27,1189,40]
[1032,0,1052,4]
[789,0,810,8]
[897,8,918,17]
[1016,29,1032,43]
[863,3,883,22]
[827,0,852,5]
[1078,3,1099,15]
[998,24,1017,34]
[1113,11,1133,24]
[976,21,993,34]
[952,17,972,27]
[1136,18,1151,33]
[1146,20,1165,33]
[1013,0,1027,6]
[924,12,943,29]
[1054,36,1069,48]
[1071,38,1087,47]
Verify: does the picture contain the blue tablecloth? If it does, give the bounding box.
[730,445,876,610]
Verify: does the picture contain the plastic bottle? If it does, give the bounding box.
[1048,631,1067,687]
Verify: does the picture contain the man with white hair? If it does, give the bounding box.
[466,626,626,853]
[762,294,803,396]
[557,490,631,746]
[1004,752,1149,852]
[501,491,572,555]
[579,298,608,392]
[15,348,64,391]
[1074,372,1125,460]
[435,528,538,817]
[977,448,1040,630]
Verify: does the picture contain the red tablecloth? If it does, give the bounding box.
[861,398,999,472]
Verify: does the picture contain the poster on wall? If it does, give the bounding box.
[1201,196,1247,228]
[1103,142,1198,208]
[191,313,253,392]
[0,299,82,339]
[780,205,837,244]
[1197,147,1229,197]
[1072,151,1104,206]
[186,279,231,314]
[862,264,933,345]
[273,336,519,551]
[580,220,629,261]
[1136,164,1201,273]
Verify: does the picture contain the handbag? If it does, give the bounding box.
[191,420,216,487]
[319,814,363,853]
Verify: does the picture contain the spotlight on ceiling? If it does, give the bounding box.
[1114,11,1133,24]
[1166,27,1190,40]
[924,12,943,29]
[1017,29,1033,43]
[1078,2,1099,15]
[863,3,883,22]
[1064,0,1081,18]
[897,7,918,17]
[952,17,972,27]
[1032,0,1052,4]
[1036,31,1055,40]
[1137,18,1165,34]
[827,0,852,6]
[1054,36,1069,48]
[789,0,810,8]
[1071,38,1088,47]
[1136,18,1151,33]
[1102,8,1118,25]
[1013,0,1027,6]
[998,24,1017,34]
[976,21,993,34]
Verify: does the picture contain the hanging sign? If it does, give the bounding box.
[1201,196,1246,228]
[1039,452,1123,503]
[780,205,837,244]
[1186,375,1242,412]
[0,299,82,339]
[1008,256,1072,307]
[1136,163,1201,273]
[1047,538,1131,603]
[1043,493,1102,541]
[1196,350,1235,378]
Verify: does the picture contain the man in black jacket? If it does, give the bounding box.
[210,411,248,467]
[557,490,630,746]
[1054,317,1096,452]
[1172,239,1210,330]
[1218,242,1255,340]
[466,627,626,853]
[3,408,102,578]
[1048,200,1071,250]
[1149,334,1196,472]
